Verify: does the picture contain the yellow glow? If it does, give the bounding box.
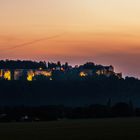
[4,70,11,80]
[80,72,87,77]
[42,71,52,77]
[27,70,52,81]
[35,71,52,77]
[27,71,35,81]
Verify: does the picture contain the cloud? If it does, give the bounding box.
[0,33,65,51]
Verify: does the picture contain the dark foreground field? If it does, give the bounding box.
[0,118,140,140]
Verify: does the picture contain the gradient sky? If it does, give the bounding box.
[0,0,140,78]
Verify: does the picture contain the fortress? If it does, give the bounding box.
[0,63,122,81]
[0,68,52,81]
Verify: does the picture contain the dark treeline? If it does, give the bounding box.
[0,60,47,69]
[0,76,140,122]
[0,76,140,107]
[0,101,140,122]
[0,60,70,69]
[0,60,110,70]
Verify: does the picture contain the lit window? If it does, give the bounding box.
[39,67,43,70]
[50,78,53,81]
[80,72,87,77]
[4,70,11,80]
[27,71,35,81]
[61,68,65,71]
[43,71,52,77]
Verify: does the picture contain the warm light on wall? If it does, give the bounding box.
[27,70,52,81]
[61,68,65,71]
[0,70,3,78]
[4,70,11,80]
[27,71,35,81]
[42,71,52,77]
[79,72,87,77]
[96,70,105,75]
[35,71,52,77]
[96,70,101,75]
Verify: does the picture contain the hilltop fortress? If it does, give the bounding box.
[0,60,122,81]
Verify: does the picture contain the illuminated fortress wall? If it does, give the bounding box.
[0,69,52,81]
[0,70,11,80]
[0,66,122,81]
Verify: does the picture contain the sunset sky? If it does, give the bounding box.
[0,0,140,77]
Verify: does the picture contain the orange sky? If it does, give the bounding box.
[0,0,140,77]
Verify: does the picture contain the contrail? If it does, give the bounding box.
[0,33,64,51]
